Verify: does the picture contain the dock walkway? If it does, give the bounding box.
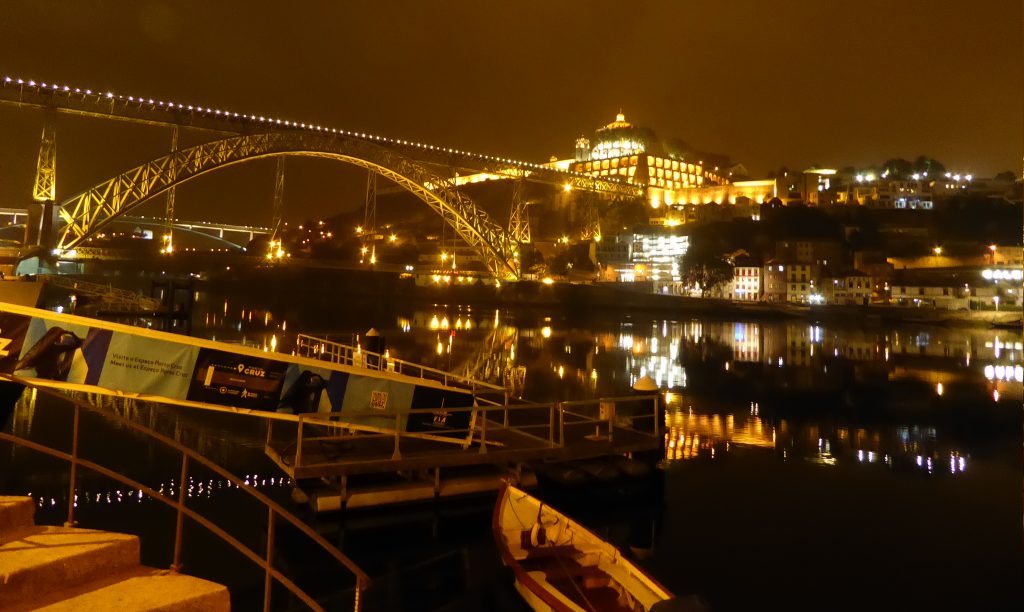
[264,395,663,511]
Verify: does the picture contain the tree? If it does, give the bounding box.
[881,158,913,178]
[680,252,733,298]
[912,156,945,176]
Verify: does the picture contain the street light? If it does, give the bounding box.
[933,246,942,256]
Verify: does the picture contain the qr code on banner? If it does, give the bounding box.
[370,390,389,410]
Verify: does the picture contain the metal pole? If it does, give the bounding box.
[64,404,80,527]
[653,396,660,438]
[263,507,275,612]
[392,410,402,460]
[558,403,565,447]
[171,454,189,572]
[607,400,614,443]
[295,416,304,468]
[549,404,556,448]
[503,391,510,428]
[478,406,488,454]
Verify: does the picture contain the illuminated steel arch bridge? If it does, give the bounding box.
[0,75,641,281]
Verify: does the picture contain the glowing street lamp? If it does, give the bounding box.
[933,246,943,256]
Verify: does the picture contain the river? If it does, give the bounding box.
[2,288,1021,611]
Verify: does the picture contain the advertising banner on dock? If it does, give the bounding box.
[0,304,475,438]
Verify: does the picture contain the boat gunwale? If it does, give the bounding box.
[494,483,675,610]
[493,482,583,612]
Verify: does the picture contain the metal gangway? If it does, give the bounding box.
[294,333,511,404]
[40,274,160,312]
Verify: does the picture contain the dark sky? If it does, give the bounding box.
[0,1,1021,224]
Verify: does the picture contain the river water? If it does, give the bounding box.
[2,288,1021,611]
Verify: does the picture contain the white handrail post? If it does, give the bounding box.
[559,402,565,447]
[478,405,488,454]
[653,395,660,437]
[607,399,614,443]
[295,416,304,468]
[549,403,556,448]
[392,410,402,460]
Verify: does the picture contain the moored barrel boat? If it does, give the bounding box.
[493,483,682,612]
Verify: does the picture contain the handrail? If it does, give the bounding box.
[295,333,508,392]
[281,394,662,468]
[0,374,369,611]
[39,274,161,311]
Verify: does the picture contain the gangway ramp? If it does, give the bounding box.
[264,395,662,511]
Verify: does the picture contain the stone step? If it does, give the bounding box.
[15,570,231,612]
[0,496,35,544]
[0,525,140,607]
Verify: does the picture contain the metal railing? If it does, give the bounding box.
[295,334,508,394]
[559,394,662,443]
[275,393,661,469]
[39,274,161,311]
[0,374,369,611]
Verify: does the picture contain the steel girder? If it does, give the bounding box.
[32,109,57,202]
[2,79,641,200]
[56,131,521,280]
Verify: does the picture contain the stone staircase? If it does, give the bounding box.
[0,496,230,611]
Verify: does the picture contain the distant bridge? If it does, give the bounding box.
[0,75,642,280]
[0,209,269,249]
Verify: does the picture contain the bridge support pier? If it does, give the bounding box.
[24,201,60,250]
[162,125,180,254]
[25,108,59,250]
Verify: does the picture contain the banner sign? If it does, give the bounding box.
[0,303,475,436]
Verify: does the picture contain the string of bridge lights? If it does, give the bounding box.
[1,73,620,184]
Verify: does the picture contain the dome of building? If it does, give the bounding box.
[591,111,651,161]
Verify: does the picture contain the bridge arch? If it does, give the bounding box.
[56,131,520,279]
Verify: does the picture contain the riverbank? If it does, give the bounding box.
[19,262,1021,330]
[196,266,1021,329]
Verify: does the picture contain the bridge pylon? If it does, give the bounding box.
[508,179,531,244]
[26,108,59,249]
[363,171,377,235]
[579,194,602,241]
[270,156,285,241]
[161,126,179,254]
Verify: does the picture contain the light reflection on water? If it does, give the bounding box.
[189,290,1021,479]
[7,290,1016,610]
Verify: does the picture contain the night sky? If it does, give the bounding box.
[0,1,1020,223]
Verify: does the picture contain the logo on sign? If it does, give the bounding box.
[370,390,388,410]
[236,363,266,377]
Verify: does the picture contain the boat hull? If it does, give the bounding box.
[493,483,674,612]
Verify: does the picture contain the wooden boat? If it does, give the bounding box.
[493,483,676,612]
